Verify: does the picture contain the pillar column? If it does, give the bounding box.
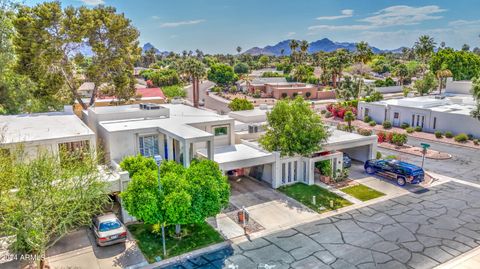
[207,140,214,160]
[167,136,174,161]
[183,142,190,167]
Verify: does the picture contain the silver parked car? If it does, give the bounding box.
[92,213,127,246]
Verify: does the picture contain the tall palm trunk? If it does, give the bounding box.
[194,78,200,108]
[192,76,198,108]
[332,73,337,88]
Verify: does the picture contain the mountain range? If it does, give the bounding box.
[243,38,404,56]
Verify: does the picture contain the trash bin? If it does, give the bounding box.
[237,211,244,223]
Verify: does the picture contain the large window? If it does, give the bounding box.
[214,126,228,136]
[139,135,159,157]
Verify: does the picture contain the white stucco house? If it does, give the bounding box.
[358,81,480,137]
[0,106,96,159]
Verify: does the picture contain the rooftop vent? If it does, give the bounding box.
[139,103,161,110]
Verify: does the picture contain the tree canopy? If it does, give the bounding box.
[207,63,237,86]
[13,2,141,109]
[430,48,480,81]
[259,96,330,157]
[0,148,109,264]
[228,97,254,111]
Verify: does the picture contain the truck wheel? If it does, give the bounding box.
[366,166,375,174]
[397,177,406,186]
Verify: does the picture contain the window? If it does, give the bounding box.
[303,162,307,183]
[214,126,228,136]
[293,161,298,182]
[288,162,292,182]
[139,135,159,157]
[433,117,437,129]
[282,163,286,184]
[364,108,369,117]
[394,112,399,119]
[411,115,415,126]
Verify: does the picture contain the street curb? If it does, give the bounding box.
[377,144,452,160]
[142,241,231,269]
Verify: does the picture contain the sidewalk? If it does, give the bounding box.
[436,246,480,269]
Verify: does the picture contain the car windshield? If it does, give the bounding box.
[99,220,121,232]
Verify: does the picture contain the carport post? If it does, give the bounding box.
[154,155,167,258]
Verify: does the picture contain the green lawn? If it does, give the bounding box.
[278,183,352,213]
[341,184,385,201]
[128,222,224,263]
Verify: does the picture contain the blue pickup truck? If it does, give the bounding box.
[364,159,425,186]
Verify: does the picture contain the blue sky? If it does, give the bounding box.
[24,0,480,54]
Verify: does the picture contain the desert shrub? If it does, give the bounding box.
[369,121,376,127]
[320,109,327,114]
[281,93,288,99]
[376,152,382,159]
[434,131,443,138]
[454,133,469,143]
[386,155,398,160]
[386,132,394,143]
[400,122,410,129]
[474,139,479,145]
[325,111,333,118]
[445,131,453,138]
[357,128,373,136]
[305,92,312,98]
[392,133,408,146]
[364,115,372,123]
[382,120,392,129]
[414,126,422,132]
[468,134,475,140]
[406,127,415,133]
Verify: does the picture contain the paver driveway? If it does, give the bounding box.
[162,181,480,269]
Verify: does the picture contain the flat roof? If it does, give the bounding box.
[197,144,273,164]
[326,128,375,145]
[229,108,268,117]
[0,113,94,144]
[363,95,476,115]
[99,104,232,140]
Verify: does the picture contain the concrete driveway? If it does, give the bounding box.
[46,227,147,269]
[228,176,318,231]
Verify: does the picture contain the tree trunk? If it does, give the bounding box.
[89,84,99,107]
[332,74,337,88]
[175,224,181,235]
[196,78,200,107]
[192,76,197,108]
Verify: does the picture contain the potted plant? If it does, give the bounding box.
[316,160,332,183]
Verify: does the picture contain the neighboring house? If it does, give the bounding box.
[358,94,480,137]
[247,78,318,99]
[78,82,96,98]
[0,106,96,160]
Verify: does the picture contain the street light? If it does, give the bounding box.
[154,155,167,258]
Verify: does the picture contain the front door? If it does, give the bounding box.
[392,112,400,127]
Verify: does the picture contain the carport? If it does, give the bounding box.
[197,143,276,186]
[324,129,378,162]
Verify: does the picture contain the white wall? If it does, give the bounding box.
[358,102,387,123]
[445,79,472,95]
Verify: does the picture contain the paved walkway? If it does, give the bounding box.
[161,181,480,269]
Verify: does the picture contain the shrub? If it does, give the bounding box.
[281,93,288,99]
[162,85,186,98]
[454,133,469,143]
[228,98,254,111]
[392,133,408,146]
[386,132,394,143]
[445,131,453,138]
[376,152,382,159]
[386,155,398,160]
[369,121,376,127]
[406,127,415,133]
[400,122,409,129]
[320,109,327,114]
[377,132,386,143]
[414,126,422,132]
[305,92,312,98]
[434,131,443,138]
[468,134,475,140]
[364,115,372,123]
[382,120,392,129]
[325,111,333,118]
[357,128,373,136]
[474,139,479,145]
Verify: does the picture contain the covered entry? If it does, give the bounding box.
[197,143,276,186]
[324,129,378,162]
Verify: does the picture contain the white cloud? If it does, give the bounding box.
[80,0,104,5]
[286,32,296,37]
[316,9,354,20]
[308,24,373,31]
[448,19,480,27]
[359,5,446,27]
[159,19,205,28]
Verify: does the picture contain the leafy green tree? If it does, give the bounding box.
[430,48,480,80]
[259,96,330,156]
[207,63,237,87]
[292,65,314,82]
[472,77,480,120]
[414,72,438,96]
[13,2,141,109]
[140,69,180,87]
[343,111,355,132]
[162,85,186,98]
[336,76,370,100]
[233,62,249,75]
[259,55,270,68]
[355,41,373,64]
[228,98,254,111]
[120,154,158,178]
[0,148,109,268]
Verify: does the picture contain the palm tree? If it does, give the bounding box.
[180,58,206,108]
[355,41,373,64]
[299,40,309,62]
[280,48,285,57]
[236,46,242,55]
[393,64,409,86]
[435,69,452,94]
[327,49,351,88]
[462,44,470,51]
[289,39,299,62]
[413,35,436,69]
